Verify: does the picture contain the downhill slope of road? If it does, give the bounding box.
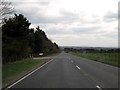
[8,52,118,88]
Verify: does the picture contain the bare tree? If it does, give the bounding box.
[0,0,14,26]
[0,0,14,19]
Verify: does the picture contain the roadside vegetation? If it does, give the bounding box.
[2,13,60,87]
[71,52,119,67]
[2,58,50,87]
[64,47,119,67]
[1,0,61,88]
[2,14,60,65]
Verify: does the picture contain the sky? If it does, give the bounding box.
[9,0,119,47]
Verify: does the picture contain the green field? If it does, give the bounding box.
[2,58,49,87]
[71,52,119,67]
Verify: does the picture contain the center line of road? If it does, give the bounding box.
[76,65,81,70]
[71,60,73,63]
[96,85,102,90]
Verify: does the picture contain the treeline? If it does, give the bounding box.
[2,14,60,64]
[64,48,119,53]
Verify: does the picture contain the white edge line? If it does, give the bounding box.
[7,59,54,89]
[76,65,80,70]
[96,85,102,90]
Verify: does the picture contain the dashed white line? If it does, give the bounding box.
[7,59,54,89]
[96,85,102,90]
[76,65,81,70]
[71,60,73,63]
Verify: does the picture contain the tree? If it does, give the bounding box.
[28,28,35,54]
[2,14,31,64]
[2,13,60,64]
[33,26,60,56]
[33,26,44,55]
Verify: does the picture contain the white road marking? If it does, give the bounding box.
[76,65,81,70]
[71,60,73,63]
[96,85,102,90]
[7,59,54,89]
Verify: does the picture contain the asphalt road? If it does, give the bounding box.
[10,52,118,88]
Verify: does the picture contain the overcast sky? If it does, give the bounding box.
[10,0,118,47]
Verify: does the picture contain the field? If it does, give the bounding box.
[2,58,49,87]
[71,52,119,67]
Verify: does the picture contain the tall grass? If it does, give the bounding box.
[72,52,119,67]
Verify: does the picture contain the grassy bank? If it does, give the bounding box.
[71,52,119,67]
[2,58,50,87]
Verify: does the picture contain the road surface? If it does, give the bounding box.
[9,52,118,88]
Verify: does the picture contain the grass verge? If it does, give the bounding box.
[2,58,50,87]
[70,52,119,67]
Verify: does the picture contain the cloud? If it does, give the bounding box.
[71,26,100,34]
[39,1,50,5]
[103,12,117,22]
[49,33,118,47]
[31,10,79,24]
[12,0,50,5]
[34,11,79,24]
[13,1,101,25]
[45,29,66,35]
[14,5,80,24]
[43,24,102,37]
[11,0,118,47]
